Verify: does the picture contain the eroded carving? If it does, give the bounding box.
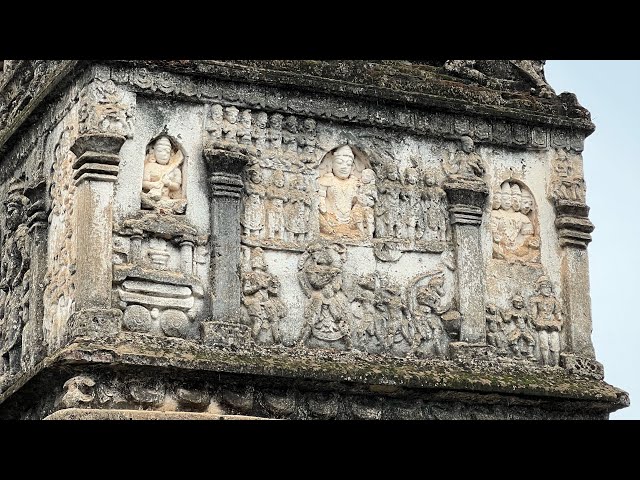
[78,79,133,137]
[141,134,186,214]
[241,167,265,238]
[550,149,586,203]
[444,136,485,182]
[297,242,352,350]
[0,178,30,379]
[242,248,287,346]
[501,292,536,360]
[530,275,563,367]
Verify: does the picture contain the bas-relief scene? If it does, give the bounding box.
[95,99,574,366]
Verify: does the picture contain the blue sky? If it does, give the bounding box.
[545,61,639,419]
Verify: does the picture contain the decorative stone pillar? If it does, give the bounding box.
[20,178,48,368]
[555,199,597,361]
[443,178,489,344]
[201,145,252,347]
[67,78,134,340]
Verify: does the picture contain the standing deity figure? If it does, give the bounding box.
[379,284,412,355]
[266,171,287,241]
[141,135,186,214]
[0,182,30,378]
[252,112,268,154]
[486,303,508,353]
[242,248,284,346]
[422,173,447,242]
[282,115,301,167]
[530,276,563,367]
[267,113,283,154]
[501,292,536,360]
[241,168,266,238]
[222,106,239,144]
[206,104,224,142]
[318,146,363,238]
[351,168,377,238]
[300,118,317,164]
[351,274,385,352]
[284,174,311,243]
[399,167,424,240]
[237,109,253,145]
[445,136,485,181]
[376,163,402,238]
[297,242,352,351]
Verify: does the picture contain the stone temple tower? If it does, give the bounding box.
[0,60,628,419]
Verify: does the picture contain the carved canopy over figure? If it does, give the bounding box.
[141,135,186,214]
[318,145,374,240]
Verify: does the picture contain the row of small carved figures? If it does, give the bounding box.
[207,106,317,157]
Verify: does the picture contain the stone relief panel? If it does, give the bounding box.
[78,78,134,138]
[0,177,31,382]
[484,274,565,367]
[141,134,187,214]
[490,180,540,264]
[549,149,586,204]
[241,247,287,346]
[43,116,78,353]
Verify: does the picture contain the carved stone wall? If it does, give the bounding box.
[0,61,627,419]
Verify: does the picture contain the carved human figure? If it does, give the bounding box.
[446,136,485,181]
[238,109,253,145]
[530,276,563,367]
[400,167,424,240]
[422,173,447,242]
[300,118,317,164]
[380,284,412,355]
[351,168,377,238]
[318,146,364,238]
[351,274,385,352]
[222,106,239,143]
[266,171,287,241]
[486,303,508,353]
[282,115,300,166]
[267,113,283,153]
[284,174,311,242]
[501,292,536,360]
[141,136,185,214]
[410,273,454,358]
[241,168,266,238]
[552,150,586,203]
[376,163,402,238]
[242,248,285,346]
[0,183,30,378]
[297,242,352,350]
[207,104,224,142]
[490,182,540,263]
[252,112,268,153]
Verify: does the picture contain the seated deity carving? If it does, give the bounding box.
[141,135,187,214]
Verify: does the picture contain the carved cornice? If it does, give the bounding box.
[553,199,594,249]
[0,60,79,153]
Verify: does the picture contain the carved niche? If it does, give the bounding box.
[318,145,375,241]
[490,180,540,264]
[113,133,207,341]
[141,134,187,215]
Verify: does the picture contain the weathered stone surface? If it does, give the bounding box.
[0,60,627,419]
